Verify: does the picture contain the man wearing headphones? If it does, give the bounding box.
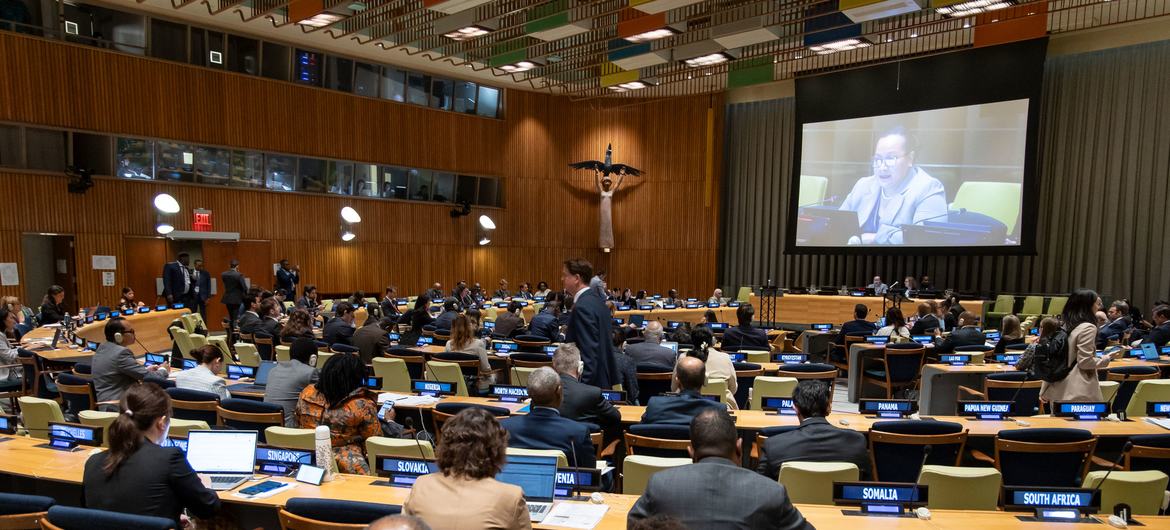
[92,317,169,411]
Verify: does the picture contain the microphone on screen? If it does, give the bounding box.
[798,195,840,208]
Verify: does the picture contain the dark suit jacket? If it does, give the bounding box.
[220,269,246,306]
[625,341,677,368]
[909,314,940,335]
[756,417,871,480]
[323,318,355,346]
[494,311,525,337]
[256,317,281,339]
[558,373,621,434]
[83,440,220,528]
[629,457,812,530]
[162,261,189,299]
[237,311,261,335]
[640,390,726,425]
[39,302,66,325]
[529,310,561,341]
[1142,322,1170,347]
[275,267,298,297]
[380,298,401,320]
[193,269,211,302]
[993,336,1027,354]
[836,319,877,344]
[400,309,434,347]
[1098,317,1132,348]
[936,326,986,354]
[566,290,619,389]
[353,322,390,364]
[721,325,770,351]
[501,407,596,469]
[434,310,458,332]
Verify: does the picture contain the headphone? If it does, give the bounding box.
[113,332,123,345]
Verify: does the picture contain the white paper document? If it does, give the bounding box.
[542,503,608,529]
[1144,417,1170,431]
[376,393,440,407]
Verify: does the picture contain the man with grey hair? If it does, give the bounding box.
[500,366,596,468]
[366,514,432,530]
[625,321,677,368]
[553,344,621,442]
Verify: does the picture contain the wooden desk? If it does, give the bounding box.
[749,294,987,325]
[1,435,1168,529]
[614,306,738,325]
[20,309,189,354]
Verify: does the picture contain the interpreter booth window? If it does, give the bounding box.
[190,28,225,69]
[227,35,259,75]
[62,3,146,55]
[294,49,323,87]
[327,160,354,195]
[478,177,499,207]
[72,133,112,175]
[354,62,380,97]
[353,164,378,197]
[432,172,454,202]
[325,56,354,93]
[379,166,408,199]
[25,128,67,172]
[430,78,453,111]
[116,138,154,180]
[265,154,297,191]
[476,86,500,118]
[261,41,290,82]
[149,18,187,63]
[298,158,327,193]
[406,72,430,106]
[195,146,230,185]
[230,150,264,188]
[455,175,478,205]
[453,81,477,114]
[0,125,20,168]
[156,141,196,182]
[380,67,406,102]
[408,169,432,200]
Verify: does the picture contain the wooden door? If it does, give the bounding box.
[124,237,169,307]
[50,236,78,314]
[201,240,271,329]
[235,241,273,295]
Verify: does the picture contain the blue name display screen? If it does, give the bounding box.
[1148,402,1170,417]
[1012,490,1092,508]
[958,401,1011,420]
[1055,402,1107,420]
[554,469,599,496]
[762,397,797,415]
[860,400,913,417]
[379,457,438,486]
[939,354,970,365]
[773,353,808,363]
[412,380,454,396]
[490,385,529,402]
[837,484,924,505]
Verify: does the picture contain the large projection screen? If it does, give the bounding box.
[787,38,1046,256]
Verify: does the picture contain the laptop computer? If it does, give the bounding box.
[1140,343,1170,364]
[226,361,277,393]
[185,430,258,491]
[496,454,558,522]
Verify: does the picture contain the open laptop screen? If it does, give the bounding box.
[495,454,557,502]
[185,430,258,474]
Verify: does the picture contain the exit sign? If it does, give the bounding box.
[193,209,212,231]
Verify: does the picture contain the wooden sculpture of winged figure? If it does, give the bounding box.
[568,143,642,251]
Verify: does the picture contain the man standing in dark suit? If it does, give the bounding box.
[553,344,622,443]
[323,302,357,346]
[836,303,878,345]
[757,380,870,480]
[641,357,725,425]
[275,259,299,298]
[501,367,596,469]
[220,260,247,331]
[562,258,618,389]
[720,304,771,352]
[629,409,812,529]
[161,253,191,307]
[935,311,985,353]
[191,259,211,321]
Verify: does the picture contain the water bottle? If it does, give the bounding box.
[315,425,334,482]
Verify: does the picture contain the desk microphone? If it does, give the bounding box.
[909,445,932,507]
[1091,441,1133,508]
[887,209,968,239]
[1005,373,1034,417]
[1107,373,1131,416]
[798,195,840,208]
[569,438,580,499]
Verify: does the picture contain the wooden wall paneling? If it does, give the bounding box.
[0,231,22,302]
[123,236,168,307]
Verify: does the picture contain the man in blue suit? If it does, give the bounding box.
[275,259,299,298]
[641,356,726,425]
[836,303,878,345]
[562,258,618,389]
[500,367,595,469]
[161,253,191,306]
[191,259,211,320]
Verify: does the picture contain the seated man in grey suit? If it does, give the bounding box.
[92,317,169,411]
[757,380,870,480]
[624,321,677,368]
[264,338,320,426]
[640,356,725,425]
[629,409,812,529]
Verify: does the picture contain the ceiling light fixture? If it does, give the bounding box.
[341,230,357,242]
[153,193,180,213]
[340,206,362,223]
[156,223,174,235]
[299,12,345,27]
[625,27,679,43]
[935,0,1016,17]
[478,237,491,246]
[443,25,492,40]
[500,60,538,73]
[809,38,872,55]
[478,215,496,230]
[684,52,734,67]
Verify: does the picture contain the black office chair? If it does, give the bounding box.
[732,361,763,410]
[626,423,691,458]
[253,332,275,361]
[868,420,967,483]
[329,343,359,354]
[432,352,486,395]
[278,498,401,528]
[958,371,1043,416]
[862,343,925,399]
[216,399,283,442]
[165,387,220,425]
[774,362,838,397]
[55,373,96,419]
[387,347,427,380]
[635,363,675,406]
[1127,435,1170,479]
[995,428,1096,487]
[0,492,54,529]
[43,505,173,530]
[432,402,510,441]
[1106,366,1160,413]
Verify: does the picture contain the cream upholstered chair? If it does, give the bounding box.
[779,462,859,505]
[917,465,1002,510]
[1082,470,1168,516]
[372,358,411,393]
[622,456,690,495]
[365,437,435,472]
[506,447,567,467]
[17,397,64,440]
[1126,380,1170,419]
[425,361,468,397]
[78,410,119,447]
[749,377,798,411]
